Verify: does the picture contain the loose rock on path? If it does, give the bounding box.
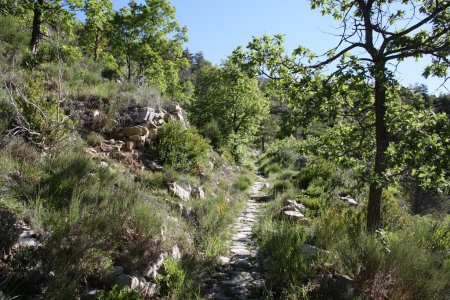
[205,177,269,300]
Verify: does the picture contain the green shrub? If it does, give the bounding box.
[159,257,202,300]
[313,211,450,299]
[258,220,314,294]
[257,136,304,176]
[201,120,222,148]
[278,170,298,181]
[265,136,303,168]
[232,175,252,192]
[86,131,104,146]
[312,206,364,249]
[272,180,293,196]
[297,196,327,215]
[2,142,169,298]
[97,285,143,300]
[195,193,245,257]
[149,121,209,173]
[134,170,165,190]
[380,216,450,299]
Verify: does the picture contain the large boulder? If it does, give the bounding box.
[168,182,191,201]
[134,107,155,124]
[166,102,182,114]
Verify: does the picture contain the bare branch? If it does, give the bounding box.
[310,43,367,69]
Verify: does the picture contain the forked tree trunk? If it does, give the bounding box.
[367,65,388,232]
[30,0,44,54]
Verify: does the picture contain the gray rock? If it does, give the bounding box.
[171,112,185,124]
[146,127,158,139]
[283,210,305,219]
[166,102,182,114]
[18,231,41,247]
[165,199,197,221]
[286,199,306,211]
[128,135,146,148]
[181,205,196,220]
[116,274,132,288]
[145,253,166,278]
[135,107,155,123]
[83,288,99,298]
[171,245,181,260]
[318,274,358,300]
[125,141,134,151]
[339,195,358,207]
[300,244,321,258]
[168,182,191,201]
[218,256,230,264]
[150,161,164,172]
[130,276,157,298]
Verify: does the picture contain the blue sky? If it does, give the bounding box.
[111,0,448,94]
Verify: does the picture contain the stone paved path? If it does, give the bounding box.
[205,177,268,300]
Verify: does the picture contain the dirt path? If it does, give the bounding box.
[205,177,268,300]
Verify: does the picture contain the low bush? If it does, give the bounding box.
[159,257,203,300]
[232,175,252,192]
[201,120,222,148]
[272,180,293,196]
[96,285,143,300]
[257,220,314,295]
[134,170,165,190]
[195,193,245,258]
[149,121,209,173]
[264,136,304,168]
[0,139,170,298]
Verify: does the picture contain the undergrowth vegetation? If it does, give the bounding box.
[256,139,450,299]
[148,121,209,173]
[1,0,449,298]
[0,136,252,299]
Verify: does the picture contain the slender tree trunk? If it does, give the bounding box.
[127,54,132,81]
[94,32,99,61]
[30,0,44,54]
[367,65,388,232]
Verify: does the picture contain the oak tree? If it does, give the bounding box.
[236,0,450,231]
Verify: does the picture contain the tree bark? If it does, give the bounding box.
[94,32,99,61]
[367,64,388,232]
[30,0,44,54]
[127,54,132,81]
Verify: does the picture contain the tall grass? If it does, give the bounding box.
[0,139,171,297]
[256,151,449,299]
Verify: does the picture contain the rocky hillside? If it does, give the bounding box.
[0,99,256,299]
